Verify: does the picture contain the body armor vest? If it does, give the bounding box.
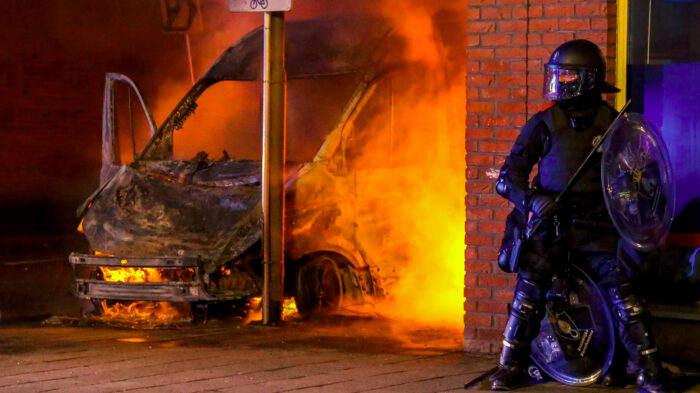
[538,103,615,194]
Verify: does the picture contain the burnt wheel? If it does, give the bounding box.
[294,255,344,317]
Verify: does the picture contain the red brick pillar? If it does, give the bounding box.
[464,0,618,353]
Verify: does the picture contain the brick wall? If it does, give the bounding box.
[464,0,618,353]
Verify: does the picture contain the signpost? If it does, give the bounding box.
[230,0,291,325]
[228,0,292,12]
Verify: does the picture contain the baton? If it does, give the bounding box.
[527,100,632,238]
[463,366,498,390]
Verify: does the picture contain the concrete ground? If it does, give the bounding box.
[2,314,690,393]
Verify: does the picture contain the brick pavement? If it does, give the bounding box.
[0,316,671,393]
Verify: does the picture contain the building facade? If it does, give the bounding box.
[464,0,619,353]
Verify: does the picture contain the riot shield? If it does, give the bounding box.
[601,113,675,251]
[530,264,616,386]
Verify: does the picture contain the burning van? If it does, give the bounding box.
[70,15,465,324]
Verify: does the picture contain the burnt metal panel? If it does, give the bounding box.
[200,16,401,83]
[69,253,198,268]
[73,280,209,302]
[81,161,262,273]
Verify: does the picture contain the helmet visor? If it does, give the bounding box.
[543,66,597,101]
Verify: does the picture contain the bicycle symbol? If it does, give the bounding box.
[250,0,268,9]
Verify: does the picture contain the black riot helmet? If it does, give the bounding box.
[543,39,620,101]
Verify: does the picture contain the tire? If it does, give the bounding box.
[294,255,344,317]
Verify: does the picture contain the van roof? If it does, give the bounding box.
[199,15,402,82]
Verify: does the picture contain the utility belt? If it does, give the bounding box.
[497,195,612,273]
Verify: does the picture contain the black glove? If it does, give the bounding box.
[527,192,558,218]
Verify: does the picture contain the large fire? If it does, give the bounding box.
[352,2,466,328]
[187,2,466,328]
[103,1,466,329]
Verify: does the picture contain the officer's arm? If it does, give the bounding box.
[495,116,548,213]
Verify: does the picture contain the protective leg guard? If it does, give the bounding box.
[608,282,670,393]
[490,278,547,391]
[608,282,655,354]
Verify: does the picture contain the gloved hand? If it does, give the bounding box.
[527,193,558,218]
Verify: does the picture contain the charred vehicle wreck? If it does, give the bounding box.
[69,17,417,320]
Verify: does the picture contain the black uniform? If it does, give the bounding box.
[487,39,668,393]
[490,98,667,392]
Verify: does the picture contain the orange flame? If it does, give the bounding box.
[244,296,298,323]
[282,298,298,319]
[356,2,466,328]
[96,300,192,328]
[92,265,195,327]
[101,267,163,283]
[99,266,195,283]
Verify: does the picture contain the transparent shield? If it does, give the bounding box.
[530,264,616,386]
[601,113,675,251]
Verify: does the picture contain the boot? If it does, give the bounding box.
[489,342,528,391]
[637,353,671,393]
[601,369,629,387]
[490,278,547,391]
[637,371,670,393]
[601,349,629,387]
[489,363,526,391]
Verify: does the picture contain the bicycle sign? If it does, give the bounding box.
[229,0,291,12]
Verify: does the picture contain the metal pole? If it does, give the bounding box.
[185,32,196,85]
[262,11,286,325]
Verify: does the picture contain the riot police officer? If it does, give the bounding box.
[489,40,669,393]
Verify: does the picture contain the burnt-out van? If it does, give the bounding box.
[69,15,457,319]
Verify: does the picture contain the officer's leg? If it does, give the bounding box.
[584,252,629,386]
[591,252,668,393]
[602,334,631,386]
[490,235,557,391]
[610,282,669,393]
[489,276,548,391]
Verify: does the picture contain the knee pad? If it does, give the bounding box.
[504,279,546,345]
[608,282,645,325]
[514,278,547,306]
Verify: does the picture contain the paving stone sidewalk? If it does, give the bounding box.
[0,315,676,393]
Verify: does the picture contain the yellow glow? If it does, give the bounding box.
[282,298,298,319]
[117,337,148,343]
[360,2,465,328]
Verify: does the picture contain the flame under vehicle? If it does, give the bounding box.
[70,16,445,319]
